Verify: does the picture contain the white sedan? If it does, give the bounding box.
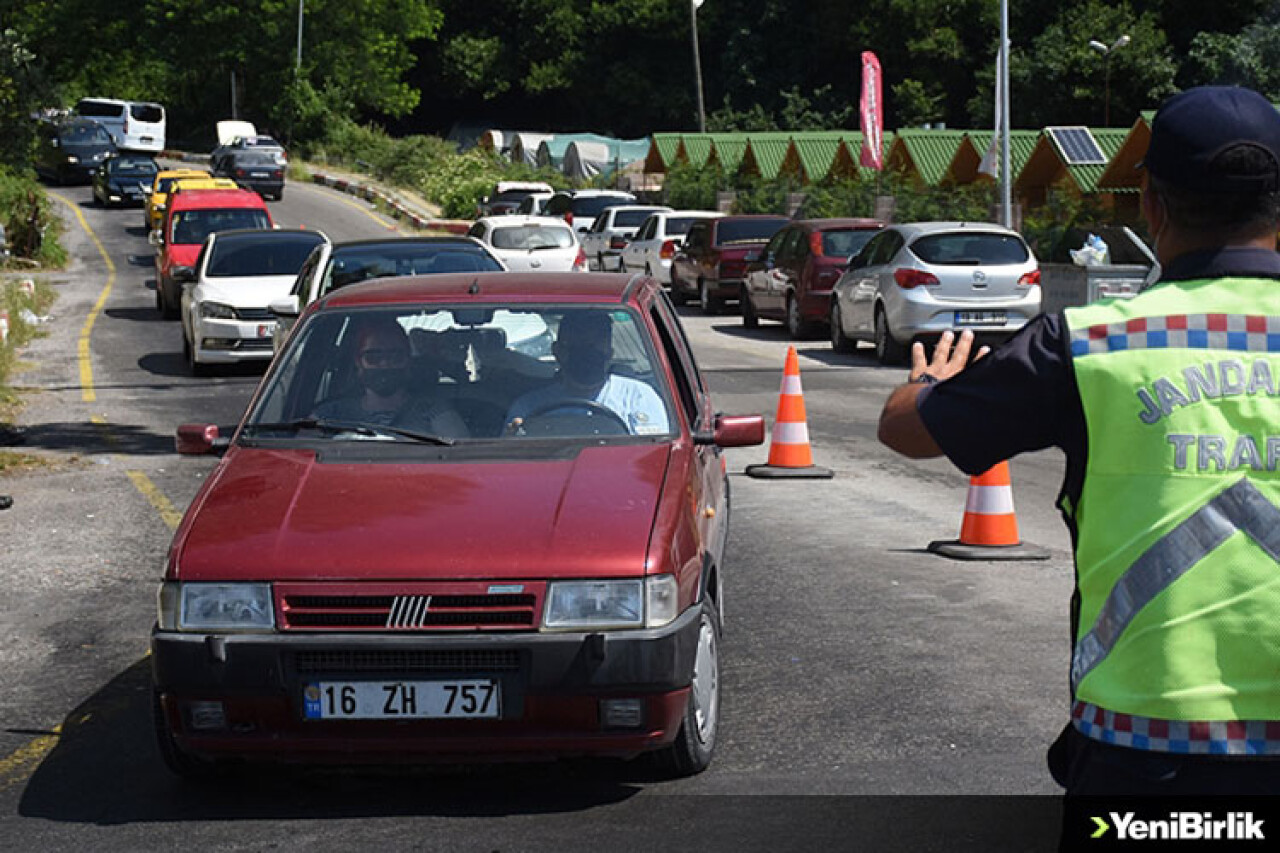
[180,228,328,375]
[620,210,724,284]
[467,215,587,272]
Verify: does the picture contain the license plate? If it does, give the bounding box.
[303,680,500,720]
[955,310,1006,325]
[251,172,269,178]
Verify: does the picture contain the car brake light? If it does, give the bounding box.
[609,235,628,250]
[236,169,247,178]
[574,247,588,272]
[809,231,824,257]
[1018,268,1041,286]
[659,239,677,260]
[893,268,940,288]
[564,212,574,227]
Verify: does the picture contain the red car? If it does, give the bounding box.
[741,218,884,338]
[152,272,765,777]
[669,214,789,315]
[153,187,272,319]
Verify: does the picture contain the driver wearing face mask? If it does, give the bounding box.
[505,310,670,435]
[314,317,468,437]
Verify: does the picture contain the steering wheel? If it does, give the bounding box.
[518,399,630,436]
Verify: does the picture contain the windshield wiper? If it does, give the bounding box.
[245,418,454,446]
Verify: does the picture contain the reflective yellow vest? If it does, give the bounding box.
[1064,277,1280,751]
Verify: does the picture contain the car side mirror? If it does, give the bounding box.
[149,229,164,246]
[695,413,766,447]
[175,423,229,455]
[173,266,196,284]
[268,295,299,318]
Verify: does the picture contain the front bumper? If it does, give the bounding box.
[192,316,278,363]
[151,604,701,764]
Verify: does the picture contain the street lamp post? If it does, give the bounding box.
[1088,34,1130,126]
[296,0,304,76]
[690,0,707,133]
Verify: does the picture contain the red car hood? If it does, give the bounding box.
[173,444,672,582]
[166,244,201,268]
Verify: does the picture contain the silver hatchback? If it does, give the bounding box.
[828,221,1040,364]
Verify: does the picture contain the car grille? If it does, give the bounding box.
[293,649,522,674]
[236,307,274,321]
[279,587,541,632]
[235,338,275,351]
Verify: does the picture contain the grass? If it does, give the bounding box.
[0,448,62,473]
[0,276,56,425]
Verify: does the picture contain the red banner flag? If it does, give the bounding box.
[859,51,884,170]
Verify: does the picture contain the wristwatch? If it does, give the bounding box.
[909,373,938,385]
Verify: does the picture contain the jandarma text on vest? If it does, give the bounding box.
[1137,357,1280,424]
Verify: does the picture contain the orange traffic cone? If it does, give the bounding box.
[746,346,833,479]
[928,461,1048,560]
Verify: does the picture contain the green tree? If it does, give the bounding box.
[0,28,46,169]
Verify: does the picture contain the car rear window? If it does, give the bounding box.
[110,157,159,176]
[208,234,324,277]
[233,151,280,167]
[320,243,503,295]
[665,217,706,237]
[77,100,124,118]
[822,229,878,258]
[171,208,272,245]
[910,232,1030,265]
[571,196,633,220]
[613,210,657,228]
[491,225,574,251]
[130,103,164,123]
[716,219,788,245]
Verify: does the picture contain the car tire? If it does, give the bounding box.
[669,275,689,306]
[830,301,856,353]
[597,253,607,273]
[157,279,178,320]
[152,687,221,780]
[874,306,907,366]
[740,285,759,329]
[656,603,721,777]
[699,279,722,315]
[785,294,814,339]
[184,328,211,377]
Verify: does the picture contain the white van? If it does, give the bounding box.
[76,98,166,153]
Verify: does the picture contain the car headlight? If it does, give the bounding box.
[157,581,275,632]
[200,301,237,320]
[543,575,678,631]
[65,155,79,164]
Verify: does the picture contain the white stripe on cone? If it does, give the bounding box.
[772,421,810,445]
[780,375,803,395]
[964,485,1016,515]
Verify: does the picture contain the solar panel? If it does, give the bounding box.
[1047,126,1108,165]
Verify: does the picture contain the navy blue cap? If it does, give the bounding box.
[1143,86,1280,193]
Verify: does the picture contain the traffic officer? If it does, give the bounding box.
[878,85,1280,795]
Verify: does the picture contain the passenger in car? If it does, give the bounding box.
[313,317,468,437]
[505,310,669,436]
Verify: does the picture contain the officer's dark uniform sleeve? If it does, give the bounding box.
[916,313,1082,477]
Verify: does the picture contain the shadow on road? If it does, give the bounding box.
[127,253,154,266]
[15,420,175,456]
[104,307,165,323]
[18,659,648,826]
[137,352,265,381]
[125,226,151,238]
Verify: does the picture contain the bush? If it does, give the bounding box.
[0,168,66,269]
[0,276,55,411]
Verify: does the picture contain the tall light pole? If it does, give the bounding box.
[1088,34,1130,126]
[690,0,707,132]
[295,0,304,77]
[999,0,1011,228]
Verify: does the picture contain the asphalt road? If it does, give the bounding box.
[0,177,1078,852]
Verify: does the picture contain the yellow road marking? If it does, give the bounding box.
[292,181,399,231]
[126,469,183,531]
[0,726,61,792]
[49,192,116,403]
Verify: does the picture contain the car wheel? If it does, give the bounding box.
[184,328,211,377]
[740,285,759,328]
[874,306,907,366]
[669,275,688,306]
[830,301,856,353]
[152,687,221,780]
[656,603,721,777]
[699,279,722,315]
[785,294,814,339]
